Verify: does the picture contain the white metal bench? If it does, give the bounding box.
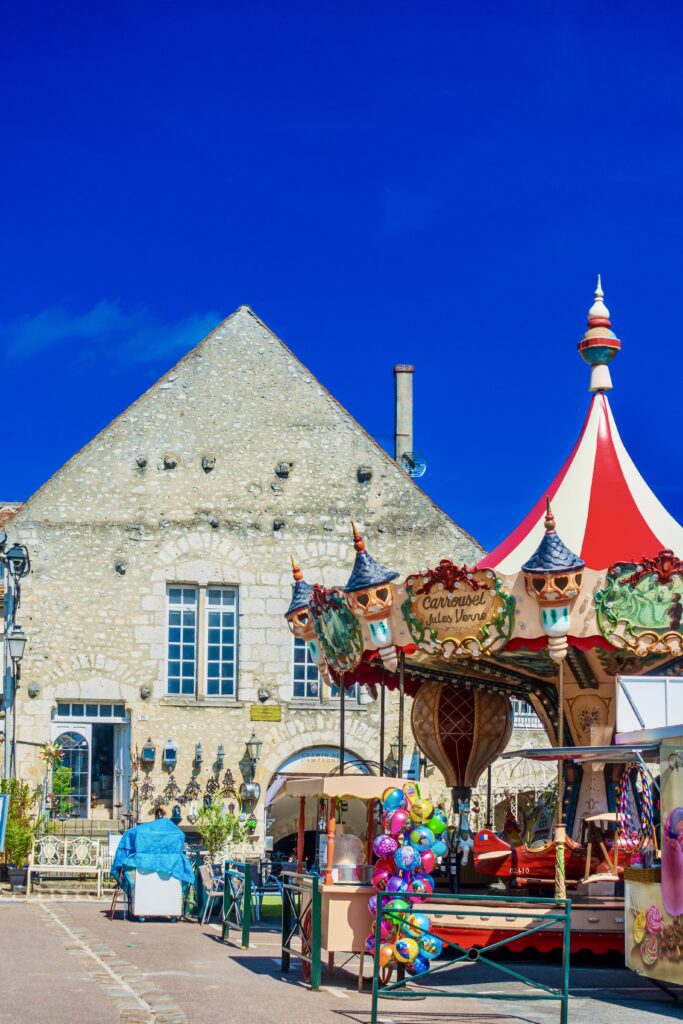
[27,836,102,896]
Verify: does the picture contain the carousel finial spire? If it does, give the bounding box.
[351,521,366,553]
[544,497,556,533]
[291,554,303,582]
[578,275,621,394]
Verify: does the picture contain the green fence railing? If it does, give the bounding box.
[371,890,571,1024]
[281,871,322,991]
[221,861,253,949]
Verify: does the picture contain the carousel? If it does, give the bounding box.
[284,278,682,955]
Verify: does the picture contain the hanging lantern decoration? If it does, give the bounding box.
[521,500,584,663]
[284,556,332,687]
[344,522,403,672]
[411,682,512,799]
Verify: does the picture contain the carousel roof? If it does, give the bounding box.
[345,523,399,593]
[481,280,683,573]
[286,557,313,615]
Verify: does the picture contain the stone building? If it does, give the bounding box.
[6,305,525,850]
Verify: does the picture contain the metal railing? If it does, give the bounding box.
[371,890,571,1024]
[280,871,322,990]
[221,861,253,949]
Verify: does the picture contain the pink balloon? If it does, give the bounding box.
[388,809,410,835]
[372,865,392,891]
[419,850,436,874]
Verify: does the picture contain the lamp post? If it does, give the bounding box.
[7,627,26,779]
[1,536,30,780]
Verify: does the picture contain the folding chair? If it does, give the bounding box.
[199,863,225,924]
[108,868,132,920]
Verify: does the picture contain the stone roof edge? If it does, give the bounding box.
[13,305,484,554]
[238,309,483,554]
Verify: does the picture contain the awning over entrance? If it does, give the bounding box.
[500,743,660,764]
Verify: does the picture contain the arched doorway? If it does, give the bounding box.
[265,746,372,867]
[53,730,90,818]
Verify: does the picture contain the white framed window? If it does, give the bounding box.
[291,637,362,703]
[512,698,543,729]
[167,587,198,695]
[330,679,361,703]
[292,637,320,699]
[206,587,238,697]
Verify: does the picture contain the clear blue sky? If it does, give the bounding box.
[2,2,682,550]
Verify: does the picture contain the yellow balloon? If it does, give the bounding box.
[409,798,434,823]
[394,937,419,963]
[402,782,420,806]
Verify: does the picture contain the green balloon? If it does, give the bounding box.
[426,815,447,835]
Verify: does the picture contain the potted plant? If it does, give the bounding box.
[1,779,42,891]
[196,799,246,864]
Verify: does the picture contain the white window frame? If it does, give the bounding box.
[205,586,239,698]
[291,636,321,700]
[166,586,199,696]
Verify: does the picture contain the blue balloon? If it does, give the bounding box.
[382,788,406,812]
[394,844,419,871]
[432,838,448,858]
[408,954,431,975]
[418,934,443,959]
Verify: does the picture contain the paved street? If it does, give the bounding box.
[0,899,681,1024]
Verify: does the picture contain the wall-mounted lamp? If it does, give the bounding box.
[194,741,203,768]
[216,744,225,770]
[8,626,27,665]
[5,543,30,583]
[141,738,156,767]
[245,731,262,782]
[163,739,178,771]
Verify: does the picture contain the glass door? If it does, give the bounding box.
[51,727,91,818]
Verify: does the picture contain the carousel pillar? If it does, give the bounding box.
[522,499,584,901]
[397,651,405,775]
[379,672,386,772]
[339,673,346,776]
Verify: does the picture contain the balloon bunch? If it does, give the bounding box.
[365,783,447,975]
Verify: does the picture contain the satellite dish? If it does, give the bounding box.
[400,451,427,478]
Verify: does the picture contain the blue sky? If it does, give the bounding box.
[2,2,682,550]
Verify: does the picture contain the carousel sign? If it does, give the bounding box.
[404,561,515,658]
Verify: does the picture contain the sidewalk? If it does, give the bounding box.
[0,899,680,1024]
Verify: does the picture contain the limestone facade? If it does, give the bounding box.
[6,306,498,844]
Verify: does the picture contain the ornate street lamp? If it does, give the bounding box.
[245,731,262,781]
[7,626,27,665]
[5,543,30,584]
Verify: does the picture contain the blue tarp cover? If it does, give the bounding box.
[111,818,195,885]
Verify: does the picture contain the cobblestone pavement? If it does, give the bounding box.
[1,899,682,1024]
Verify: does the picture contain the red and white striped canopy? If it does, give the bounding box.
[481,393,683,573]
